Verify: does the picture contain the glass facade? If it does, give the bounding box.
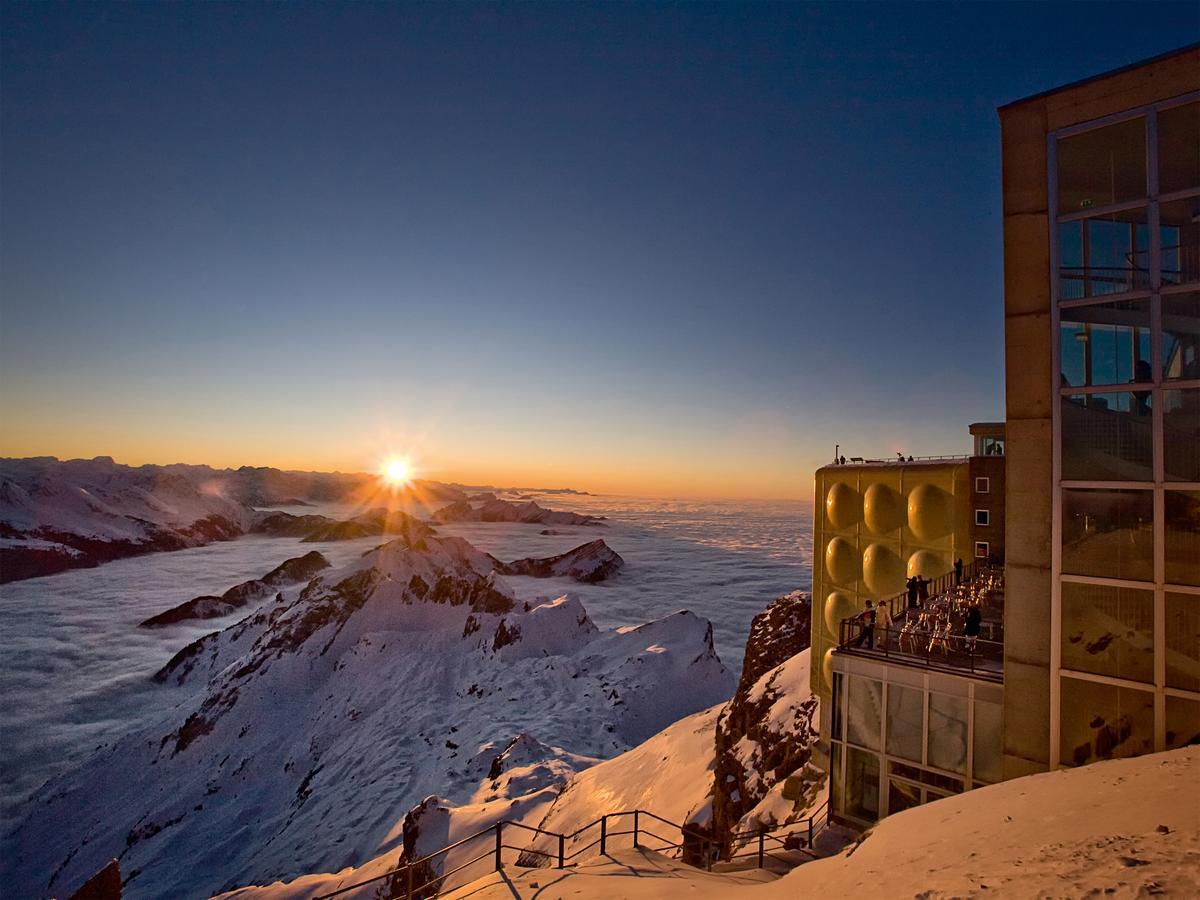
[1053,95,1200,767]
[829,670,1002,826]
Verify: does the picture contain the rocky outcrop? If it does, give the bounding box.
[138,551,330,628]
[432,498,605,527]
[498,539,624,583]
[712,592,821,852]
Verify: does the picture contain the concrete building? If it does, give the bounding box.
[815,45,1199,828]
[998,44,1199,778]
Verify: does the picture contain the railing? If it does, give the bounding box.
[725,799,830,869]
[837,619,1003,681]
[312,802,830,899]
[833,454,969,466]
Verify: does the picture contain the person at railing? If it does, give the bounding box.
[916,575,931,605]
[876,600,892,643]
[905,576,920,610]
[963,605,982,653]
[954,557,964,586]
[853,600,876,649]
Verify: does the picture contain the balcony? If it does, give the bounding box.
[836,564,1005,682]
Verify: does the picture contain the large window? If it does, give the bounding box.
[1053,95,1200,769]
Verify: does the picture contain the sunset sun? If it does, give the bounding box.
[382,457,412,486]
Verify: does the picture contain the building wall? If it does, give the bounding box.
[810,461,973,749]
[969,456,1006,562]
[999,47,1200,779]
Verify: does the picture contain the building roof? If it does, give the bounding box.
[997,42,1200,112]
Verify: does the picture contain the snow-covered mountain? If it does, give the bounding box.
[0,456,251,581]
[497,538,624,583]
[4,534,733,898]
[433,497,606,527]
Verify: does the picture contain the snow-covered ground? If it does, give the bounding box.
[0,495,810,836]
[442,745,1200,899]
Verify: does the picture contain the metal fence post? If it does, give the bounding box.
[633,810,639,849]
[599,815,607,855]
[405,862,414,900]
[495,822,503,871]
[757,828,764,867]
[807,815,814,848]
[558,833,565,868]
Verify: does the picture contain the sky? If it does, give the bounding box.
[1,2,1196,499]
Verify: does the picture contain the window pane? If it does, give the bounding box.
[1061,394,1154,481]
[1159,197,1200,287]
[1165,695,1200,751]
[1060,677,1154,767]
[927,692,969,775]
[1165,491,1200,587]
[886,683,923,762]
[845,746,880,822]
[1060,299,1151,387]
[1163,293,1200,381]
[830,741,843,815]
[1165,592,1200,692]
[1058,210,1151,300]
[1159,101,1200,195]
[831,672,844,741]
[1057,117,1146,214]
[972,699,1003,784]
[846,676,882,750]
[1061,582,1155,684]
[1062,488,1154,582]
[888,778,921,816]
[1164,389,1200,482]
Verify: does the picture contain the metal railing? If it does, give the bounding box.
[876,558,991,622]
[837,619,1003,681]
[312,802,830,899]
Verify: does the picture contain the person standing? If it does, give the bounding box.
[954,557,964,585]
[964,605,983,653]
[917,576,931,604]
[906,576,919,609]
[854,601,877,649]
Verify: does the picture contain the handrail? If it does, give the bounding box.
[312,801,829,899]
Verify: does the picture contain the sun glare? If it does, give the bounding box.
[383,457,412,486]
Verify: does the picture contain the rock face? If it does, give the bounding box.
[499,539,624,583]
[138,551,331,628]
[433,498,605,527]
[712,591,821,852]
[6,536,732,899]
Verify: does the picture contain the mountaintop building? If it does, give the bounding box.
[815,44,1200,829]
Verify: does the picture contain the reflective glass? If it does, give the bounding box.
[1162,293,1200,381]
[1058,209,1150,300]
[1158,102,1200,195]
[1163,390,1200,482]
[1060,677,1154,767]
[1165,491,1200,587]
[888,779,921,816]
[846,676,882,750]
[1061,582,1155,684]
[1159,197,1200,287]
[972,700,1003,784]
[1057,117,1146,214]
[927,692,968,775]
[1165,695,1200,751]
[1062,488,1154,582]
[845,746,880,822]
[886,683,923,762]
[1060,300,1151,387]
[1165,592,1200,692]
[1061,394,1153,482]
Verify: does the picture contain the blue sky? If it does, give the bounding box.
[2,2,1196,497]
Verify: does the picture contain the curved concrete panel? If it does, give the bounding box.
[907,482,952,541]
[824,590,860,637]
[863,542,906,597]
[863,483,905,534]
[825,481,862,531]
[825,537,861,586]
[907,549,946,580]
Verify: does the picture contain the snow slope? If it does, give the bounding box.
[5,535,733,899]
[443,745,1200,900]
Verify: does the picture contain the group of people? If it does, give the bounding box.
[851,558,983,653]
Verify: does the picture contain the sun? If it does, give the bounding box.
[382,457,412,486]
